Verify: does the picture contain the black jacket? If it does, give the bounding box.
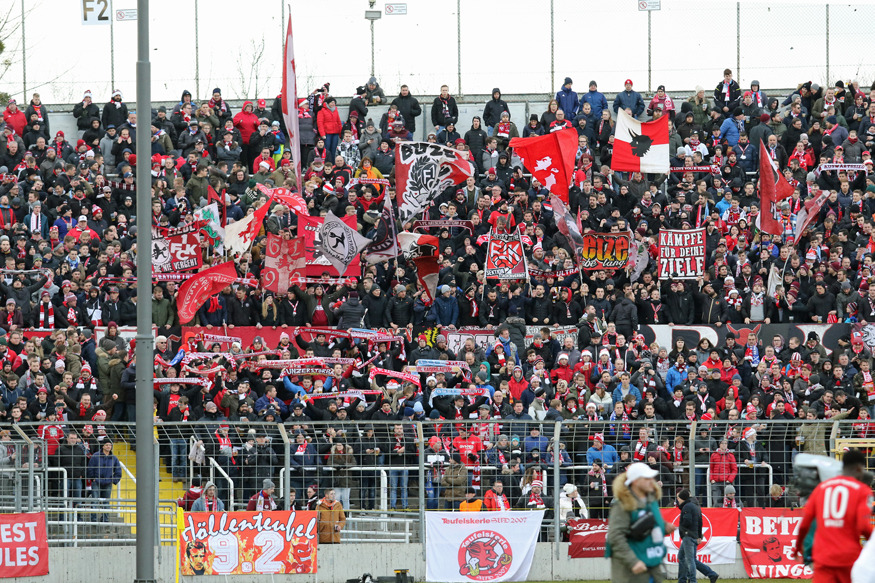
[678,498,703,539]
[483,90,509,128]
[390,93,422,132]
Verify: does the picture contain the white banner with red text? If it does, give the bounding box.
[425,511,543,582]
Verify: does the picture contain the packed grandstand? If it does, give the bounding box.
[1,72,875,532]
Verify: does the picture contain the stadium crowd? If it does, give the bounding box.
[1,71,875,518]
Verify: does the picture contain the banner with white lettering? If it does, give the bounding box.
[658,228,706,279]
[0,512,48,578]
[425,511,543,582]
[740,508,812,579]
[661,507,737,565]
[178,511,318,576]
[152,229,202,274]
[567,518,608,558]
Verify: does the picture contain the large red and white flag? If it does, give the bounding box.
[794,188,829,240]
[176,261,238,324]
[756,140,794,236]
[612,109,669,173]
[281,15,301,187]
[412,255,441,305]
[224,197,273,255]
[509,128,577,200]
[398,232,440,259]
[262,233,306,295]
[395,142,473,223]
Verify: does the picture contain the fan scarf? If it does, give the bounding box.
[588,465,609,497]
[38,302,53,328]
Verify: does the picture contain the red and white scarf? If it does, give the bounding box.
[38,302,53,328]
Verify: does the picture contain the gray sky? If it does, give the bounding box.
[3,0,874,105]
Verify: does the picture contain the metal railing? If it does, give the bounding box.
[3,417,870,546]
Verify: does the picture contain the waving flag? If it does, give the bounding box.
[176,262,238,324]
[362,193,399,265]
[256,183,307,216]
[412,255,441,304]
[612,109,669,173]
[398,232,440,259]
[795,188,829,240]
[509,128,577,200]
[485,228,528,279]
[756,141,794,236]
[224,197,272,255]
[262,233,306,295]
[316,210,372,274]
[550,194,584,251]
[395,142,473,223]
[281,15,301,186]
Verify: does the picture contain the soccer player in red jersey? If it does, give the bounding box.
[795,449,874,583]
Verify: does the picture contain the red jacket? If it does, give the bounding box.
[550,364,574,385]
[3,106,26,137]
[708,449,737,483]
[317,106,343,136]
[483,489,510,511]
[233,101,259,145]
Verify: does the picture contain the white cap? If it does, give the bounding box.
[562,483,577,495]
[624,462,659,486]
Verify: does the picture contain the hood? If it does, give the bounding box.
[203,480,217,495]
[346,297,360,307]
[242,101,254,112]
[491,88,502,101]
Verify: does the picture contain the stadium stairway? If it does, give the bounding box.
[112,439,183,531]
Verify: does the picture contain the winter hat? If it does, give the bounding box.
[112,89,122,98]
[826,115,837,125]
[760,113,770,123]
[563,77,573,85]
[724,484,736,495]
[743,427,756,440]
[83,90,92,99]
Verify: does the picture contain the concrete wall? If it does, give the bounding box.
[7,543,752,583]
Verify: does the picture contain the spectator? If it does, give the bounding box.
[316,488,346,544]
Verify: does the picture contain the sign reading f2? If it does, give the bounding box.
[82,0,111,25]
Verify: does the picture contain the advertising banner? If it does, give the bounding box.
[567,518,608,558]
[661,507,737,565]
[740,508,813,579]
[178,511,318,576]
[0,512,48,578]
[658,228,706,279]
[425,511,543,582]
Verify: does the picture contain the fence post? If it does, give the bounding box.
[825,4,830,86]
[20,0,25,100]
[280,425,291,511]
[688,421,697,500]
[553,421,561,553]
[550,0,555,92]
[736,2,741,80]
[417,421,426,549]
[456,0,461,95]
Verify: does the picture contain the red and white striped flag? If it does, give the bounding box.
[282,15,301,188]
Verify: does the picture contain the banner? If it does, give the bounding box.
[661,507,737,565]
[578,232,630,270]
[485,229,528,279]
[508,129,578,199]
[425,511,543,582]
[658,228,706,279]
[740,508,813,579]
[262,233,306,295]
[567,518,608,558]
[0,512,48,578]
[399,232,440,260]
[395,142,474,223]
[225,197,273,255]
[178,511,318,575]
[413,219,474,234]
[193,202,225,251]
[299,215,362,276]
[152,228,202,274]
[412,255,441,304]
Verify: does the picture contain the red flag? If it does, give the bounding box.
[256,184,307,216]
[412,255,441,305]
[281,15,301,187]
[795,188,829,240]
[176,261,238,324]
[611,110,670,173]
[757,141,794,235]
[508,128,578,201]
[224,197,273,254]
